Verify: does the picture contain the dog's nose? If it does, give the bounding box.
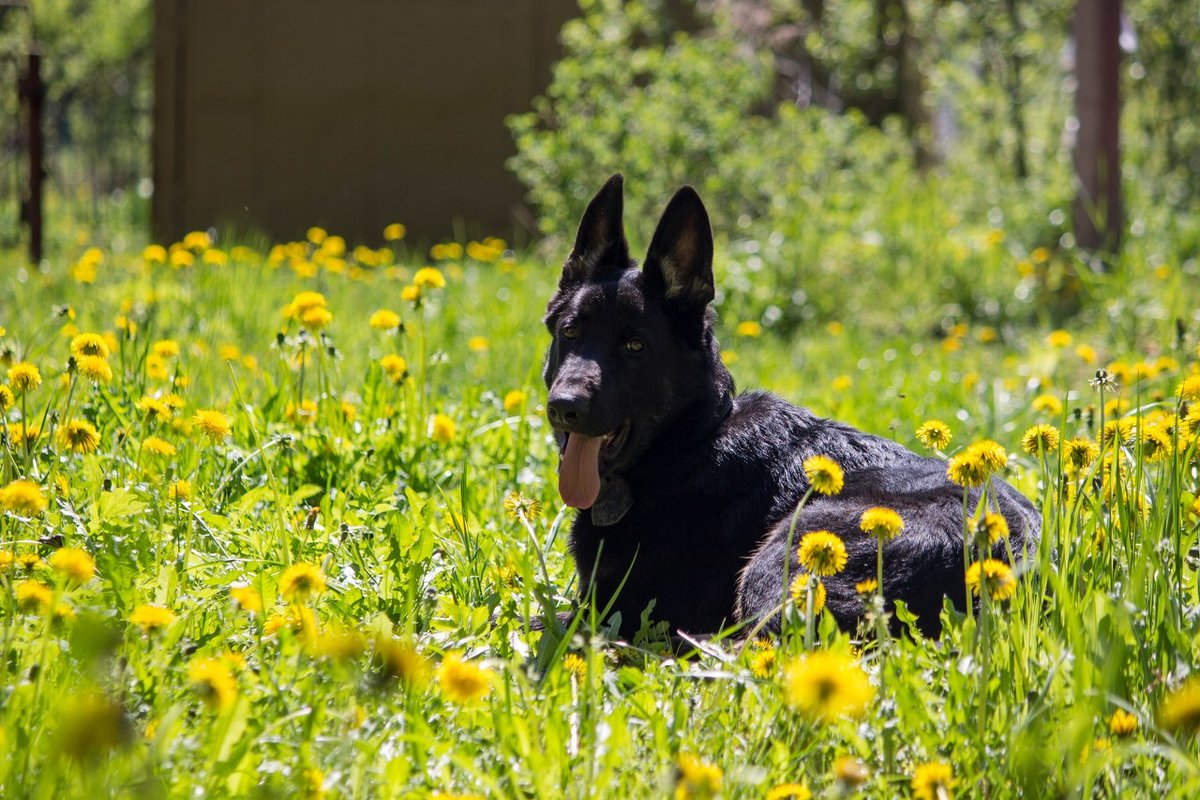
[547,392,589,429]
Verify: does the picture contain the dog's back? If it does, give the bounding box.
[544,176,1041,638]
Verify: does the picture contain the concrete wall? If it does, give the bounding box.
[153,0,579,245]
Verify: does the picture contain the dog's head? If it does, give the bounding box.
[544,175,730,509]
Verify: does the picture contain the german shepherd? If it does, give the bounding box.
[544,175,1041,638]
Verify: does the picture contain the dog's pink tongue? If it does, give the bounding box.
[559,433,603,509]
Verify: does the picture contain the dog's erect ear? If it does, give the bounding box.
[643,186,714,307]
[562,174,631,285]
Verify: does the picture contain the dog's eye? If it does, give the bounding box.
[561,325,578,340]
[625,338,644,353]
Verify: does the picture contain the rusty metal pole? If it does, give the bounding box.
[18,51,44,264]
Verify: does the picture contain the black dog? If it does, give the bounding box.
[544,175,1040,638]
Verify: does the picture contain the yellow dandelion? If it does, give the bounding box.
[279,562,327,601]
[976,512,1009,545]
[308,628,367,661]
[400,284,421,304]
[437,652,492,703]
[467,336,489,352]
[285,399,319,426]
[1064,438,1099,472]
[765,783,811,800]
[916,419,952,450]
[948,440,1008,488]
[1046,330,1072,348]
[69,332,110,359]
[674,754,722,799]
[414,266,446,289]
[49,547,95,584]
[301,306,333,332]
[783,650,874,722]
[192,409,232,442]
[76,355,113,384]
[290,291,328,317]
[1159,677,1200,733]
[15,580,54,613]
[0,480,48,515]
[1109,708,1138,738]
[143,244,167,263]
[373,638,429,685]
[142,436,176,457]
[563,653,587,678]
[788,575,826,615]
[911,762,957,800]
[229,585,263,614]
[16,552,42,572]
[187,657,237,711]
[859,506,904,540]
[735,320,762,337]
[8,362,42,393]
[503,491,543,521]
[129,604,176,633]
[855,578,878,594]
[383,223,407,241]
[1177,375,1200,403]
[0,550,11,571]
[0,385,13,411]
[379,354,408,383]
[965,559,1016,601]
[503,389,527,413]
[1022,423,1061,456]
[152,339,180,359]
[1138,426,1173,462]
[58,419,101,454]
[797,531,847,576]
[136,395,173,422]
[168,480,191,501]
[430,413,456,443]
[1031,394,1063,416]
[750,647,777,678]
[803,455,844,495]
[369,309,402,331]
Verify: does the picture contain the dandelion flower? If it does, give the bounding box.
[300,306,333,332]
[192,409,231,442]
[279,562,327,601]
[7,362,42,393]
[832,756,869,788]
[563,653,587,678]
[916,420,952,450]
[16,580,53,613]
[69,332,110,359]
[783,650,874,722]
[1046,330,1072,348]
[379,354,408,383]
[187,657,237,711]
[430,413,456,443]
[129,604,176,633]
[1138,426,1173,462]
[503,389,527,413]
[735,320,762,337]
[467,336,489,352]
[383,223,406,241]
[437,652,492,703]
[143,244,167,263]
[503,491,543,521]
[290,291,328,317]
[788,575,826,615]
[948,440,1007,487]
[369,309,402,331]
[765,783,811,800]
[76,355,113,384]
[0,479,48,515]
[977,512,1009,545]
[859,507,904,540]
[168,480,191,501]
[229,585,263,614]
[797,531,847,576]
[750,647,777,678]
[674,754,722,799]
[373,638,429,685]
[413,266,446,289]
[1159,677,1200,733]
[142,436,176,457]
[401,285,421,304]
[1109,708,1138,737]
[1022,424,1061,456]
[58,419,101,454]
[965,559,1016,601]
[911,762,957,800]
[0,385,13,412]
[152,339,180,359]
[1031,394,1063,416]
[49,547,95,584]
[308,628,367,661]
[1064,438,1099,473]
[1177,375,1200,403]
[803,455,844,495]
[16,552,42,572]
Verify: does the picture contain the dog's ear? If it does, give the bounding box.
[562,174,631,285]
[643,186,714,308]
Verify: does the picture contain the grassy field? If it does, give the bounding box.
[1,209,1200,799]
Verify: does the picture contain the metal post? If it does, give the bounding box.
[18,51,44,264]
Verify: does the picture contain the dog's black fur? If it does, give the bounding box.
[543,175,1041,638]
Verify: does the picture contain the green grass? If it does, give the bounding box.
[1,207,1199,799]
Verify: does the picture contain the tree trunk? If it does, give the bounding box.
[1073,0,1122,254]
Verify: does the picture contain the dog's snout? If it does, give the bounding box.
[547,392,590,429]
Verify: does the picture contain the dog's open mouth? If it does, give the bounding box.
[558,421,631,510]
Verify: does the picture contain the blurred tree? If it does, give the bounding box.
[1072,0,1121,253]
